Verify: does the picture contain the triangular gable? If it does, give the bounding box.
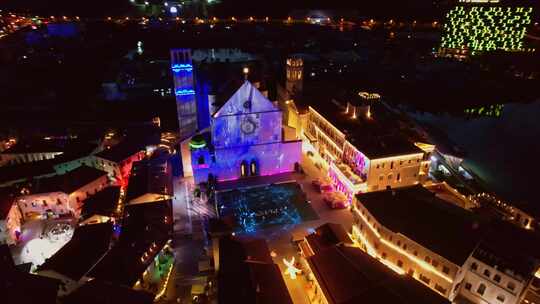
[214,81,277,117]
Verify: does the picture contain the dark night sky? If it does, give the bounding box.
[0,0,451,19]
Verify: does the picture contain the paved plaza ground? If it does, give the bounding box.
[165,150,354,304]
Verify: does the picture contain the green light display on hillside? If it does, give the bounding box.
[440,5,534,55]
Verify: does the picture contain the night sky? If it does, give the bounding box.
[1,0,450,19]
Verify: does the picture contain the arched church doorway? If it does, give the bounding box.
[250,159,259,176]
[240,160,249,178]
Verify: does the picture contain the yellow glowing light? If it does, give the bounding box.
[352,207,453,283]
[283,257,301,280]
[155,262,174,301]
[350,228,404,275]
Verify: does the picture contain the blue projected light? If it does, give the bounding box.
[175,89,196,96]
[171,63,193,73]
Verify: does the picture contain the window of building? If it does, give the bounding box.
[379,175,384,181]
[425,256,431,263]
[388,174,393,180]
[419,274,430,285]
[494,274,501,283]
[397,260,403,268]
[496,294,505,302]
[376,164,380,169]
[408,269,414,276]
[381,252,387,259]
[400,161,403,165]
[471,262,478,271]
[397,173,401,181]
[443,266,450,274]
[507,282,515,291]
[483,269,491,278]
[382,163,385,168]
[413,250,418,256]
[477,283,486,295]
[31,202,36,207]
[403,244,407,250]
[42,200,47,207]
[432,260,439,268]
[390,161,394,169]
[435,284,447,295]
[389,236,393,241]
[397,240,401,246]
[465,282,472,290]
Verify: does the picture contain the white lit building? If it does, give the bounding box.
[16,165,109,220]
[350,185,540,303]
[0,188,22,245]
[283,90,434,202]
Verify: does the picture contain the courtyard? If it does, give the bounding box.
[216,182,318,233]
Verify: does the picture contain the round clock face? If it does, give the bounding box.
[241,119,257,134]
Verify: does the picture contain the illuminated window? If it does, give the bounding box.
[420,274,431,285]
[435,284,447,295]
[477,283,486,295]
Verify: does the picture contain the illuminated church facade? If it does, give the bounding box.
[190,81,302,183]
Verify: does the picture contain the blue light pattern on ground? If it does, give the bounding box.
[217,183,306,233]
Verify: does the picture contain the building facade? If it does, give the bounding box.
[16,166,109,220]
[350,186,540,304]
[438,2,535,59]
[303,103,433,202]
[0,192,22,245]
[191,81,302,183]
